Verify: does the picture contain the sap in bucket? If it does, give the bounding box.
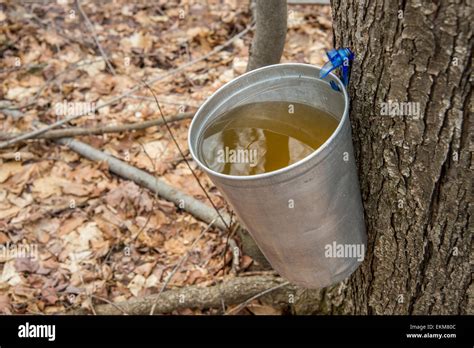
[188,62,366,288]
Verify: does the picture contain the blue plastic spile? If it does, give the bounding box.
[320,48,354,88]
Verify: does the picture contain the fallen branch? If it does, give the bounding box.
[55,137,231,231]
[69,275,290,315]
[0,25,253,149]
[0,112,194,140]
[225,281,290,315]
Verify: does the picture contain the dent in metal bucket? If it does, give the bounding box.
[188,63,367,288]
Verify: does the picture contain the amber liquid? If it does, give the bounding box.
[199,101,338,176]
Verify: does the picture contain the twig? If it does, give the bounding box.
[0,25,253,149]
[0,112,194,140]
[130,206,153,244]
[217,223,239,313]
[0,109,24,119]
[28,9,96,51]
[238,270,279,277]
[76,0,116,75]
[219,222,239,274]
[128,95,199,108]
[225,281,290,315]
[130,139,159,243]
[149,217,218,315]
[0,62,48,75]
[228,238,240,275]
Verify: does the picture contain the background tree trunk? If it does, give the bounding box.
[246,0,287,71]
[323,0,472,314]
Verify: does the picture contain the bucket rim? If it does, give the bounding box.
[188,62,350,181]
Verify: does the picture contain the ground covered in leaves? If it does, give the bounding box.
[0,0,332,314]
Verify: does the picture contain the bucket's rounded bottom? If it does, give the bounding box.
[277,257,364,289]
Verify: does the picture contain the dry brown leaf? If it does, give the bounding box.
[134,10,154,26]
[0,206,20,220]
[62,222,105,264]
[61,182,91,196]
[0,294,11,314]
[41,287,59,305]
[93,73,116,95]
[240,255,253,270]
[7,164,35,192]
[246,304,282,315]
[134,262,155,277]
[15,257,39,273]
[5,86,37,101]
[186,269,204,284]
[8,193,33,208]
[0,162,23,183]
[43,31,65,46]
[32,177,90,199]
[36,230,50,244]
[0,232,9,244]
[128,274,146,296]
[127,32,153,52]
[79,56,105,76]
[31,177,63,199]
[90,239,110,258]
[163,238,187,255]
[1,261,22,286]
[58,216,86,236]
[186,27,210,40]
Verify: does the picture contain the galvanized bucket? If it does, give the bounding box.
[188,63,366,288]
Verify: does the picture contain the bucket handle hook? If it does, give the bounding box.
[319,48,354,91]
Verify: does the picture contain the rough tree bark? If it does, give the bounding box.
[321,0,472,314]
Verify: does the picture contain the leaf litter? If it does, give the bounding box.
[0,0,332,314]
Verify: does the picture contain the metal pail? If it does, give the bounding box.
[188,63,366,288]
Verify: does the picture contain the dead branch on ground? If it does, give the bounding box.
[0,112,194,140]
[69,275,291,315]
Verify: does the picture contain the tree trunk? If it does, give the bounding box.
[246,0,288,71]
[323,0,473,314]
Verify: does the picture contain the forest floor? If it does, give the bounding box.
[0,0,332,314]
